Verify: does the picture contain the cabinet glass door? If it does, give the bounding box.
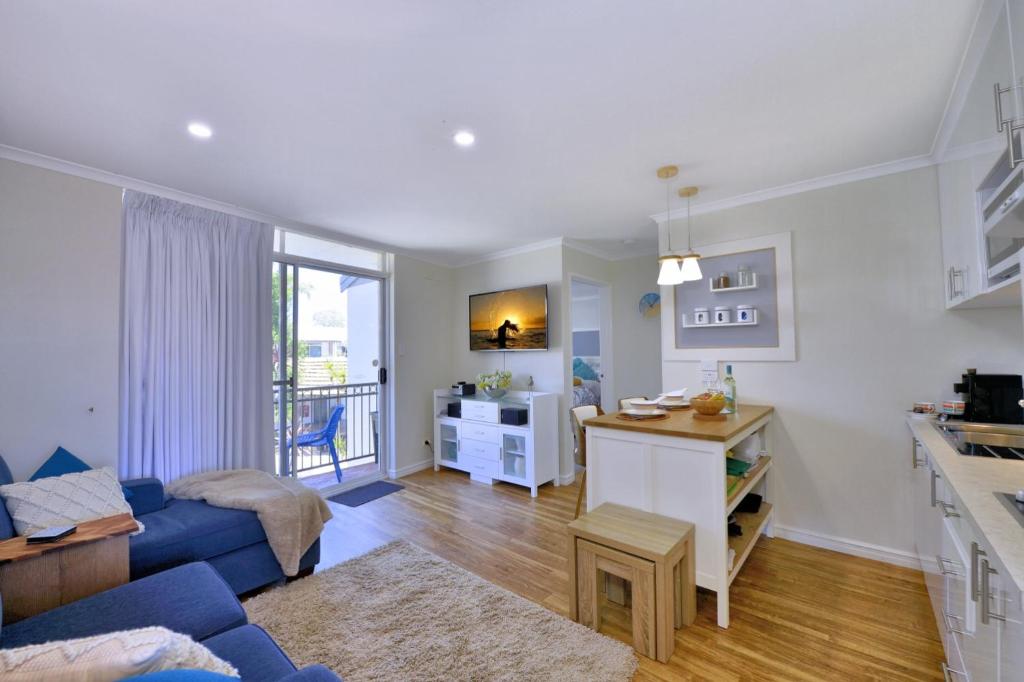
[502,433,527,479]
[440,422,459,463]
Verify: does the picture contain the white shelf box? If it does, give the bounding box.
[709,273,758,293]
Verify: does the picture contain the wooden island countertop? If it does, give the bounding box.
[584,404,773,443]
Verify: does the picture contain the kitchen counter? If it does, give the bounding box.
[584,404,773,444]
[907,416,1024,592]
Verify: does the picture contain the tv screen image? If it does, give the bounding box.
[469,284,548,351]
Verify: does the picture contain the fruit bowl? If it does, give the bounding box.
[690,393,726,416]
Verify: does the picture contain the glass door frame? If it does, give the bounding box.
[273,251,390,497]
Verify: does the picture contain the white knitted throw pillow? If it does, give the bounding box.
[0,467,143,536]
[0,626,239,681]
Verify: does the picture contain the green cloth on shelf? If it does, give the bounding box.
[726,458,752,477]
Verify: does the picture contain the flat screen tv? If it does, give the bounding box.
[469,284,548,351]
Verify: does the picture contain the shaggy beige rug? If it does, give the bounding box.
[244,540,638,681]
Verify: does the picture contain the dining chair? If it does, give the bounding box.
[619,396,649,410]
[570,404,604,519]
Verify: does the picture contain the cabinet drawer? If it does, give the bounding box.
[461,454,498,479]
[461,438,500,461]
[461,400,500,423]
[462,422,500,443]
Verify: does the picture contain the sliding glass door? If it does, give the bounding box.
[272,260,386,493]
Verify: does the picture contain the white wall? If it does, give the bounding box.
[662,166,1024,557]
[610,256,662,402]
[0,159,123,480]
[390,254,454,476]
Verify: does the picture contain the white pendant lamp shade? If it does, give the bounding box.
[679,254,703,282]
[657,256,685,286]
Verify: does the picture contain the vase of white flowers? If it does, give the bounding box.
[477,370,512,399]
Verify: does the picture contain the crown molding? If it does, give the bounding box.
[649,153,936,223]
[455,237,566,267]
[0,143,462,269]
[930,0,1004,158]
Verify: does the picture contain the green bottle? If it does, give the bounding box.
[723,364,737,414]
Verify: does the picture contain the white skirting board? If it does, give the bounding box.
[774,524,919,570]
[388,459,434,480]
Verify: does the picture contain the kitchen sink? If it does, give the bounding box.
[934,422,1024,460]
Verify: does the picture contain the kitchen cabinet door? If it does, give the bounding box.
[997,558,1023,681]
[950,5,1013,151]
[938,158,983,307]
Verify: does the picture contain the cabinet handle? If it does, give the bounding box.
[942,662,967,681]
[980,558,1006,624]
[936,555,961,577]
[971,541,986,602]
[942,610,967,636]
[930,469,939,507]
[939,502,961,518]
[911,439,926,468]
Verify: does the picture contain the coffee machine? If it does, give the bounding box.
[953,370,1024,424]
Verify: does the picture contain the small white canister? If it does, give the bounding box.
[736,305,757,324]
[693,307,710,325]
[713,306,731,324]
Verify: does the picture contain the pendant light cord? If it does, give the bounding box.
[665,180,672,253]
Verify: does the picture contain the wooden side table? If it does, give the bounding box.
[0,513,138,623]
[568,503,695,663]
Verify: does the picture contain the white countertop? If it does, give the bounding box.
[908,416,1024,593]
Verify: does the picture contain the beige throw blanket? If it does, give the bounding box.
[166,469,333,576]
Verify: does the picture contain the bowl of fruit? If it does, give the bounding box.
[690,391,726,416]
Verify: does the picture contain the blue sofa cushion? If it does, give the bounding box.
[122,477,166,516]
[0,562,246,649]
[0,455,14,540]
[131,499,267,580]
[122,672,239,682]
[202,625,297,682]
[27,446,135,499]
[279,666,344,682]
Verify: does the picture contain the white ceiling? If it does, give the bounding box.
[0,1,980,265]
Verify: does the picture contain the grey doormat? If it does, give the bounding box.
[245,540,637,681]
[327,480,404,507]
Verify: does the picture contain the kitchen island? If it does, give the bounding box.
[584,404,774,628]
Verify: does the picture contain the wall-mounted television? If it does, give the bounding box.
[469,284,548,351]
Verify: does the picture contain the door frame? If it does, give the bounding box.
[567,273,615,414]
[272,252,391,498]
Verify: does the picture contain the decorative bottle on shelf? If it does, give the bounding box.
[722,364,737,414]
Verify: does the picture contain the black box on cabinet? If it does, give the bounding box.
[500,406,528,426]
[447,402,462,418]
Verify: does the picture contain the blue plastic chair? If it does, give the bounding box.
[288,404,346,482]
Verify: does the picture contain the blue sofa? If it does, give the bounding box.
[0,456,320,596]
[0,562,341,681]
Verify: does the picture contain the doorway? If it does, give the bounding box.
[272,261,386,494]
[569,277,613,414]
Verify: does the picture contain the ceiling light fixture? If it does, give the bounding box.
[187,122,213,139]
[656,165,685,286]
[453,130,475,147]
[677,186,703,282]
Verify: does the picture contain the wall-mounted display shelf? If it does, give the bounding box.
[681,315,758,329]
[709,273,758,293]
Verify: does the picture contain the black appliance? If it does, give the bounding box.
[500,406,529,426]
[953,371,1024,424]
[451,382,476,396]
[447,402,462,419]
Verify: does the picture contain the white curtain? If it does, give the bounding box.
[119,190,273,481]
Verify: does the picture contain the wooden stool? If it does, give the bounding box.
[567,503,695,663]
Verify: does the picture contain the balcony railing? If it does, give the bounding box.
[273,382,379,478]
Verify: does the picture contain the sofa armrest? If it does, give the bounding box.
[121,477,165,516]
[0,562,245,649]
[279,665,344,682]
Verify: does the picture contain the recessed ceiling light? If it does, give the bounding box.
[187,122,213,139]
[453,130,475,147]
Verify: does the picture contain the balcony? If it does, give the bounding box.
[273,382,379,490]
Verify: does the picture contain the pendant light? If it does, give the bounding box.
[677,186,703,282]
[656,165,684,286]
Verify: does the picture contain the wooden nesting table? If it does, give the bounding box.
[0,513,138,623]
[568,503,696,662]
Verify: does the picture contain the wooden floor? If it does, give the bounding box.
[317,468,944,681]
